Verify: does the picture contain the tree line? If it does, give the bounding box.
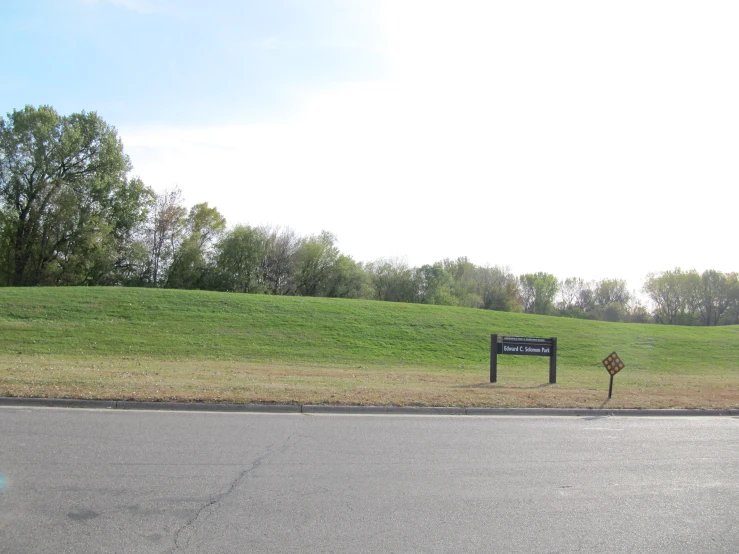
[2,106,737,326]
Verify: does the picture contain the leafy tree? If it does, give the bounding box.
[212,225,268,293]
[719,273,739,325]
[643,268,701,325]
[476,265,520,311]
[594,279,631,309]
[187,202,227,251]
[295,231,340,296]
[166,202,226,289]
[261,226,300,295]
[558,277,582,311]
[576,282,597,314]
[601,302,624,323]
[367,258,417,303]
[110,233,152,287]
[145,188,187,286]
[698,270,729,326]
[323,255,372,299]
[317,255,369,298]
[414,263,456,306]
[593,278,631,322]
[556,277,594,318]
[644,271,676,324]
[625,299,653,324]
[443,257,483,308]
[518,272,559,315]
[0,105,151,285]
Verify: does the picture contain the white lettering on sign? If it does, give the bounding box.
[523,346,551,354]
[503,345,520,353]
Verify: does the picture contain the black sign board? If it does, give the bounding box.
[502,336,550,343]
[497,337,553,356]
[490,334,557,384]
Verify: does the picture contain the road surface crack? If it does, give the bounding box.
[170,435,297,553]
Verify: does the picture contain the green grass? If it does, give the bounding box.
[0,287,737,408]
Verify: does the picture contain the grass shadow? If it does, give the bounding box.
[453,382,554,390]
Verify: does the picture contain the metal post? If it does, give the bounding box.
[549,337,557,384]
[490,334,497,383]
[608,374,614,399]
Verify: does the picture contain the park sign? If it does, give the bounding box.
[498,336,554,356]
[490,335,558,384]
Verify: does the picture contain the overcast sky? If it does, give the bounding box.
[2,0,737,294]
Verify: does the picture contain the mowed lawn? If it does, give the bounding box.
[0,287,737,409]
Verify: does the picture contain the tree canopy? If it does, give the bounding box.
[2,105,737,327]
[0,105,151,285]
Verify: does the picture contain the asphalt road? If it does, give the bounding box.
[0,407,737,553]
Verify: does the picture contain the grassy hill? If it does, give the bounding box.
[0,287,737,408]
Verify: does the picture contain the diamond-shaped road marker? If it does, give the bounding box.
[602,352,625,398]
[602,352,625,376]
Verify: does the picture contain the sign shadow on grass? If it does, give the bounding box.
[453,382,554,390]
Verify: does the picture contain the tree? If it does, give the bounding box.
[0,105,151,285]
[212,225,268,293]
[698,270,729,326]
[295,231,340,296]
[443,257,483,308]
[643,268,701,325]
[416,263,454,305]
[145,188,187,286]
[576,282,597,314]
[166,202,226,289]
[557,278,593,318]
[593,278,631,322]
[476,265,520,312]
[518,273,559,315]
[558,277,582,312]
[367,258,417,303]
[719,273,739,325]
[327,255,373,299]
[261,226,300,295]
[625,299,653,324]
[594,279,631,309]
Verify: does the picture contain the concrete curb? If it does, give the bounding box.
[463,407,739,417]
[0,397,737,416]
[302,405,467,415]
[115,400,302,413]
[0,397,118,409]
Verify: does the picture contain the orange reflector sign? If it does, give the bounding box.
[602,352,625,375]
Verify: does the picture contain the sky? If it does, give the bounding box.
[2,0,737,295]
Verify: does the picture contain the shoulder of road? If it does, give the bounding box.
[0,397,736,416]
